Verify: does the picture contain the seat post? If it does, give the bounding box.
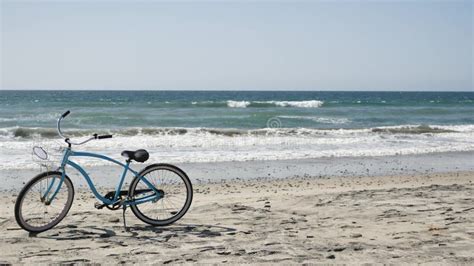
[122,159,131,232]
[114,160,131,201]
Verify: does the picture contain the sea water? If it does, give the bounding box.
[0,90,473,169]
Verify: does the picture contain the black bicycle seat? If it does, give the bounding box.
[121,149,149,163]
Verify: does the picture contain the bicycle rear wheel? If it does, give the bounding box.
[15,171,74,233]
[129,164,193,226]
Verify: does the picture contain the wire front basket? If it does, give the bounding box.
[31,140,65,172]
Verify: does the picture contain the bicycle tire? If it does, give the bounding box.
[129,164,193,226]
[15,171,74,233]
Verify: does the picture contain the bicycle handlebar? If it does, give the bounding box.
[97,134,113,139]
[57,111,68,140]
[61,110,70,118]
[57,111,113,145]
[93,133,113,139]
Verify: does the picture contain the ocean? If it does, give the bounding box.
[0,90,473,170]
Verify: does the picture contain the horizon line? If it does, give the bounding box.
[1,89,473,92]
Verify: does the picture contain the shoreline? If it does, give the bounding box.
[1,151,473,191]
[0,170,472,263]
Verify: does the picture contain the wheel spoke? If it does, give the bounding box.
[16,173,73,232]
[131,166,192,225]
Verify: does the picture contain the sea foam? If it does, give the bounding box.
[226,100,324,108]
[278,116,349,124]
[1,124,473,170]
[227,100,251,108]
[269,100,324,108]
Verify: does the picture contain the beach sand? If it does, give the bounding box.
[0,167,473,264]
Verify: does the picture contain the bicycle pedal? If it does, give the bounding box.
[94,202,106,209]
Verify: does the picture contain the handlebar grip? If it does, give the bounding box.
[61,110,70,118]
[98,134,113,139]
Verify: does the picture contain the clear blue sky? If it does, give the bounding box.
[1,1,472,91]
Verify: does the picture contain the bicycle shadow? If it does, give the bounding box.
[30,223,236,241]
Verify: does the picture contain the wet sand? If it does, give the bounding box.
[0,170,473,264]
[2,151,473,191]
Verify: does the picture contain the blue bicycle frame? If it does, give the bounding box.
[44,147,161,206]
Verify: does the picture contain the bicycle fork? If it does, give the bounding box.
[42,170,66,205]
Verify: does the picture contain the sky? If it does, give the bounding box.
[0,1,472,91]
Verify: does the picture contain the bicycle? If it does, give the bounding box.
[14,111,193,233]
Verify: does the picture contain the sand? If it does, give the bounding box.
[0,169,473,264]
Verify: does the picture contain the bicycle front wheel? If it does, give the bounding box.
[15,171,74,233]
[129,164,193,226]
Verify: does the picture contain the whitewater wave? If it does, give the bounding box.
[226,100,324,108]
[278,116,350,124]
[265,100,324,108]
[0,124,473,170]
[371,125,458,134]
[1,124,473,140]
[227,100,251,108]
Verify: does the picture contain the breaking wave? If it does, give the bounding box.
[278,116,350,124]
[226,100,324,108]
[1,124,473,140]
[0,124,473,170]
[227,100,251,108]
